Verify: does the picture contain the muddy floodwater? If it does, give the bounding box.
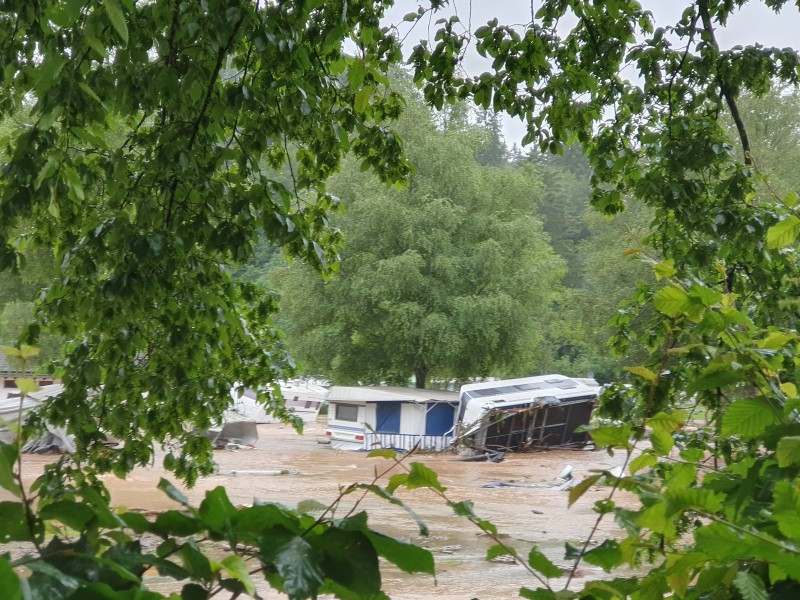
[12,421,635,600]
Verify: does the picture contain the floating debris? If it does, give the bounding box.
[490,554,517,564]
[227,469,291,477]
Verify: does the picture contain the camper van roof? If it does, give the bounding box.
[461,375,578,391]
[327,386,458,403]
[459,375,598,403]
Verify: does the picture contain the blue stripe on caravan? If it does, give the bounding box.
[327,423,365,432]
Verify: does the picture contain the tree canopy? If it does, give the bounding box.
[403,1,800,597]
[271,86,564,388]
[1,0,411,481]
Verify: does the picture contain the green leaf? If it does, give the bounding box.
[0,444,21,497]
[103,0,129,43]
[636,501,675,536]
[689,282,722,307]
[118,510,150,533]
[366,448,397,459]
[180,540,213,581]
[0,501,31,542]
[235,504,300,544]
[487,543,513,561]
[773,510,800,540]
[776,436,800,467]
[364,531,434,575]
[626,365,658,382]
[586,423,633,450]
[406,462,446,492]
[78,82,103,105]
[354,87,372,114]
[653,285,690,318]
[649,428,674,456]
[448,500,476,518]
[198,486,238,535]
[767,215,800,249]
[647,411,686,434]
[629,452,658,475]
[347,61,366,88]
[315,528,380,596]
[261,529,325,598]
[385,472,408,493]
[158,478,191,508]
[664,488,724,514]
[665,462,696,490]
[18,345,39,360]
[153,510,203,537]
[26,561,81,598]
[733,571,768,600]
[220,555,255,596]
[528,547,563,578]
[582,540,623,572]
[760,331,797,350]
[296,499,327,514]
[15,378,39,395]
[721,399,780,438]
[686,362,745,395]
[568,474,601,507]
[47,0,84,28]
[695,522,755,561]
[585,578,641,598]
[653,259,676,281]
[0,556,21,600]
[40,499,97,531]
[355,484,429,536]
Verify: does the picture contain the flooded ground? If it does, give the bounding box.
[12,421,635,599]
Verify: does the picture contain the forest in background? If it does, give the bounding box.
[231,80,800,388]
[2,80,798,387]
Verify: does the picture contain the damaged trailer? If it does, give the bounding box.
[457,375,600,451]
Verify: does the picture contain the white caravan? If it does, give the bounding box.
[458,374,600,450]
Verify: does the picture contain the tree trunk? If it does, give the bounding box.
[415,366,428,389]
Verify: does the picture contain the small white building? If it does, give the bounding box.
[325,386,459,451]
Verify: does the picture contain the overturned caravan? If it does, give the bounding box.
[457,375,600,451]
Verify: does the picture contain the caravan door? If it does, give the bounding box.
[375,402,402,433]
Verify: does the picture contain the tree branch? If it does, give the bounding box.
[697,0,752,165]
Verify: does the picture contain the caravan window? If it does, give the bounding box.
[335,403,359,422]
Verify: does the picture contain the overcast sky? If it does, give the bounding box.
[384,1,800,146]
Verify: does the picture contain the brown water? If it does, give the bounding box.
[11,421,635,599]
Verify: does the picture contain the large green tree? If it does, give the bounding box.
[271,89,564,388]
[0,0,412,480]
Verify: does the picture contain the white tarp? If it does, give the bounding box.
[0,385,76,453]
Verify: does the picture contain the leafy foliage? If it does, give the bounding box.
[0,0,411,481]
[0,439,435,600]
[270,83,564,387]
[398,0,800,597]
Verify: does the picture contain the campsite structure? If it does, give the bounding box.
[458,374,600,451]
[325,386,459,451]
